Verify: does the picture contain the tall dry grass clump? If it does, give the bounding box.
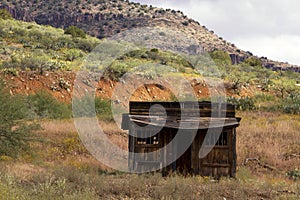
[237,111,300,172]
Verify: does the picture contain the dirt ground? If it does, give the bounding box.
[2,70,257,103]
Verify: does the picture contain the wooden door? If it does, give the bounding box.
[200,130,232,177]
[133,128,162,172]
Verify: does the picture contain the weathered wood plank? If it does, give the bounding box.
[129,101,236,118]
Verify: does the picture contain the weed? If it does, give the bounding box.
[286,169,300,181]
[227,97,256,111]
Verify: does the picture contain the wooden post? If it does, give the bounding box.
[231,128,237,177]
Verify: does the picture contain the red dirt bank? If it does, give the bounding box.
[2,71,256,102]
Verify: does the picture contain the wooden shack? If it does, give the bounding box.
[122,101,241,177]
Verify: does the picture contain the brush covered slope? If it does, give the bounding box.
[0,15,299,113]
[0,0,299,72]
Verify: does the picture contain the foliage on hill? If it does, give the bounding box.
[64,26,86,38]
[0,0,241,54]
[0,17,298,114]
[0,8,12,20]
[103,48,195,80]
[1,0,299,73]
[0,18,100,72]
[207,50,299,114]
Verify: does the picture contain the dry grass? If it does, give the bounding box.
[0,111,299,199]
[29,119,127,173]
[237,111,300,174]
[0,166,299,199]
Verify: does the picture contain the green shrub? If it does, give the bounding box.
[72,95,95,118]
[27,90,71,119]
[280,93,300,114]
[245,57,262,67]
[20,55,48,71]
[0,9,13,20]
[64,48,84,61]
[272,79,297,99]
[53,36,76,49]
[209,50,232,67]
[1,68,18,76]
[75,39,98,52]
[2,51,69,72]
[286,169,300,180]
[62,134,88,155]
[227,97,256,111]
[64,26,86,38]
[104,62,130,81]
[95,97,113,121]
[0,84,39,157]
[253,93,275,103]
[72,96,113,121]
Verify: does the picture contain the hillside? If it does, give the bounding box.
[0,0,299,72]
[0,16,299,113]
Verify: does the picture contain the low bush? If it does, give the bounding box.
[72,95,113,121]
[104,62,131,81]
[0,84,40,157]
[286,169,300,180]
[53,36,76,50]
[62,134,88,156]
[245,57,262,67]
[74,38,99,52]
[95,97,113,121]
[227,97,256,111]
[1,68,18,76]
[64,48,84,61]
[27,91,71,119]
[64,26,86,39]
[209,50,232,67]
[280,93,300,114]
[0,9,13,20]
[253,93,275,103]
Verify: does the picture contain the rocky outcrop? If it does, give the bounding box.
[186,45,204,55]
[263,62,300,73]
[229,54,247,65]
[0,5,33,21]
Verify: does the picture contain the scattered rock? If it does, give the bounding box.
[59,78,71,90]
[114,99,121,104]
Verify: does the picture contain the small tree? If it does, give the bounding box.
[245,57,262,67]
[209,50,232,67]
[272,78,297,99]
[0,9,13,20]
[64,48,83,61]
[0,85,39,157]
[64,26,86,38]
[27,90,71,119]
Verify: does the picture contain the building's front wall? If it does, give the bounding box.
[129,125,237,177]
